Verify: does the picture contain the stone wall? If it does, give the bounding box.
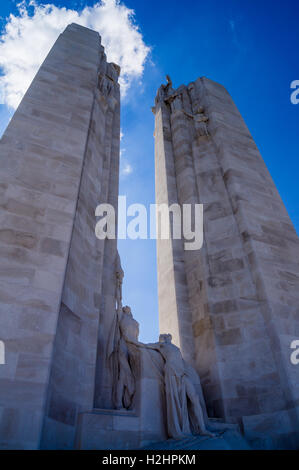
[0,23,120,449]
[153,76,299,448]
[75,348,167,450]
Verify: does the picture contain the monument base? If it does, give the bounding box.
[75,408,167,450]
[242,406,299,450]
[76,348,168,450]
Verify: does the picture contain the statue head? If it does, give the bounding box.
[122,305,132,318]
[159,333,172,344]
[166,74,172,86]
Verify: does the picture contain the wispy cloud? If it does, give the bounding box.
[228,17,246,53]
[0,0,150,109]
[119,140,132,175]
[121,162,133,176]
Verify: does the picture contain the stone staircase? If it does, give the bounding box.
[142,420,252,450]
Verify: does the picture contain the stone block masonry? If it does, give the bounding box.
[0,21,298,451]
[0,23,120,449]
[153,76,299,449]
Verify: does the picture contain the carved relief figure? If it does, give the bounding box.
[162,75,184,112]
[113,306,139,409]
[107,254,215,434]
[194,105,209,136]
[165,74,174,96]
[107,254,137,410]
[155,74,172,105]
[98,73,114,96]
[106,252,218,437]
[120,305,139,343]
[145,334,214,439]
[108,307,138,410]
[127,331,215,439]
[166,92,183,113]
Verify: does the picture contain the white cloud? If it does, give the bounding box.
[0,0,150,109]
[121,162,133,176]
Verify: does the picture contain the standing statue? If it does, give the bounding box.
[120,305,140,344]
[127,332,215,439]
[155,74,175,105]
[165,92,183,113]
[147,334,215,439]
[113,306,139,410]
[108,305,139,410]
[194,106,209,136]
[107,254,138,410]
[165,74,174,96]
[98,72,114,97]
[163,75,184,112]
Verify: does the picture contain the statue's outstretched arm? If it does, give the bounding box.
[126,339,160,351]
[125,338,145,347]
[143,343,161,351]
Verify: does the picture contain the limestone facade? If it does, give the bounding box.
[0,23,120,449]
[153,76,299,449]
[0,22,298,450]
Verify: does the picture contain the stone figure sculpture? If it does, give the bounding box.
[107,254,138,410]
[120,305,140,343]
[163,75,183,112]
[155,74,177,106]
[154,76,208,126]
[115,306,139,409]
[127,330,215,439]
[166,92,183,113]
[98,73,112,96]
[145,334,215,439]
[108,305,139,410]
[108,254,216,434]
[194,105,209,136]
[98,63,120,98]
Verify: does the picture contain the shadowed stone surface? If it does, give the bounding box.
[152,76,299,449]
[143,428,251,450]
[1,23,298,451]
[0,23,120,449]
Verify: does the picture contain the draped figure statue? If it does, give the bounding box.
[106,253,218,437]
[144,334,214,439]
[193,105,209,136]
[107,253,139,410]
[108,305,139,409]
[127,331,215,439]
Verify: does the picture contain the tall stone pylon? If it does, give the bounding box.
[153,76,299,448]
[0,24,120,449]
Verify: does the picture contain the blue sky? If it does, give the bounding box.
[0,0,298,342]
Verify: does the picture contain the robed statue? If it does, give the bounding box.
[107,253,139,409]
